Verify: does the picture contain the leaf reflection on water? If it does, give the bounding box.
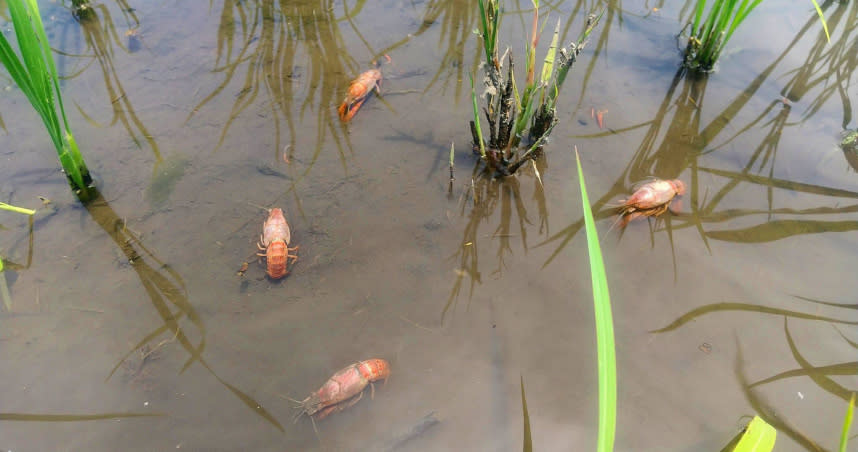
[658,296,856,450]
[56,3,161,163]
[81,192,284,432]
[545,1,858,263]
[735,334,827,452]
[443,158,549,321]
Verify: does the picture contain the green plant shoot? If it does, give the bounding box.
[469,73,486,158]
[575,148,617,452]
[0,0,93,198]
[840,393,855,452]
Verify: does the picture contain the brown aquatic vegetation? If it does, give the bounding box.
[294,359,390,421]
[617,179,685,227]
[257,208,298,279]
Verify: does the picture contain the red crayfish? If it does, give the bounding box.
[257,208,298,279]
[338,67,383,122]
[294,358,390,422]
[617,178,685,227]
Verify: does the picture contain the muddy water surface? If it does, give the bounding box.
[1,1,856,451]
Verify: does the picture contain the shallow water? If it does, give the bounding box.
[1,1,856,451]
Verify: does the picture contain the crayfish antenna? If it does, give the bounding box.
[599,210,625,244]
[292,409,305,424]
[310,416,319,435]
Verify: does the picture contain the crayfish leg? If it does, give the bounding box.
[312,391,364,421]
[287,245,300,264]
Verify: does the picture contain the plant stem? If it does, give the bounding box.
[0,202,36,216]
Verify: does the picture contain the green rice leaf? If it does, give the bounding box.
[691,0,707,34]
[539,19,560,86]
[809,0,830,42]
[477,0,492,64]
[840,393,855,452]
[575,149,617,452]
[732,416,776,452]
[0,0,92,194]
[469,73,486,158]
[0,202,36,216]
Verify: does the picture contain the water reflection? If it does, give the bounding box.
[656,296,856,451]
[543,1,858,263]
[444,158,549,320]
[189,0,362,169]
[54,2,161,162]
[751,317,856,402]
[400,0,479,99]
[735,334,828,452]
[82,192,284,432]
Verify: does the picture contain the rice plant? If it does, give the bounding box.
[0,0,94,199]
[469,0,601,177]
[683,0,829,72]
[575,150,617,452]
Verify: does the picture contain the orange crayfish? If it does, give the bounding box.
[294,359,390,422]
[257,208,298,279]
[338,67,383,122]
[617,178,685,227]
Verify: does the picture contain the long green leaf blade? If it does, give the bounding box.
[840,393,855,452]
[809,0,830,42]
[575,149,617,452]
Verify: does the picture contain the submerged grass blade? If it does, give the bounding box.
[574,148,617,452]
[0,412,163,421]
[0,256,11,311]
[521,375,532,452]
[840,393,855,452]
[0,201,35,311]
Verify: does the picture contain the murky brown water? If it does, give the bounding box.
[1,1,856,451]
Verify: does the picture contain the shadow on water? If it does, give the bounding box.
[52,3,161,162]
[2,192,283,429]
[734,314,858,452]
[75,191,284,432]
[653,292,856,450]
[542,0,858,267]
[443,157,549,321]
